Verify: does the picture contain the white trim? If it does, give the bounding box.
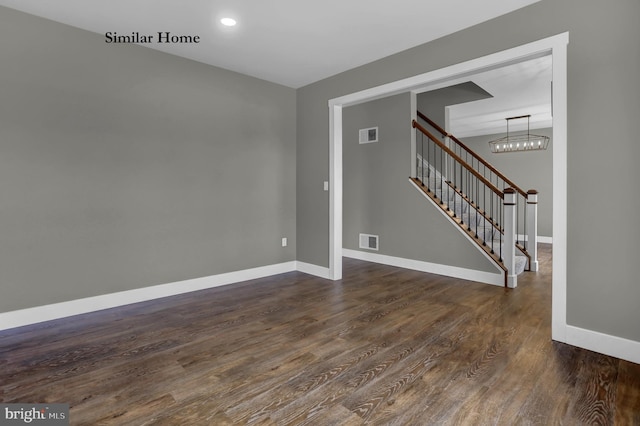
[0,262,297,331]
[329,104,343,280]
[410,92,417,178]
[328,33,570,346]
[343,249,503,287]
[566,325,640,365]
[550,34,569,344]
[296,261,332,279]
[409,179,504,276]
[0,260,340,332]
[328,35,564,109]
[517,234,553,244]
[503,189,518,288]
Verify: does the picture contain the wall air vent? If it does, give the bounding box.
[359,233,379,251]
[359,127,378,144]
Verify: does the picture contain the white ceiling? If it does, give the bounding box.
[447,55,553,137]
[0,0,540,89]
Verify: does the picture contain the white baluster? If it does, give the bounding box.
[504,188,517,288]
[527,189,539,272]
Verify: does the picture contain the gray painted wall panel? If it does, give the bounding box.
[295,91,330,267]
[0,7,296,312]
[417,82,493,132]
[343,94,496,272]
[296,0,640,341]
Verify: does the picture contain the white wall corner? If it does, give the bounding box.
[295,261,332,280]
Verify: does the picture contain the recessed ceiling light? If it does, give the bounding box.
[220,18,237,27]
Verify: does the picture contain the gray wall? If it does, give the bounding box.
[461,129,553,237]
[297,0,640,342]
[343,94,496,272]
[0,7,296,312]
[417,82,492,132]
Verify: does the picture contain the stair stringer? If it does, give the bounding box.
[408,178,505,287]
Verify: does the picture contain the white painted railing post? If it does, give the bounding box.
[527,189,539,272]
[504,188,517,288]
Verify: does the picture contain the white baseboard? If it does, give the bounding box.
[295,261,331,279]
[564,325,640,365]
[342,248,504,287]
[2,257,638,366]
[515,234,553,244]
[0,261,297,331]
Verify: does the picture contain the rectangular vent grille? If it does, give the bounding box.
[359,233,379,251]
[359,127,378,144]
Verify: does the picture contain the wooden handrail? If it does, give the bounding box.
[412,120,503,199]
[416,111,527,198]
[506,114,531,121]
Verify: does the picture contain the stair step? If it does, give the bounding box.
[515,256,527,275]
[486,240,528,276]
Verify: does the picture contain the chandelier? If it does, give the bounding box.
[489,115,550,153]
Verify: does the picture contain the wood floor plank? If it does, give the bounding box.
[2,244,639,424]
[615,360,640,425]
[566,350,618,425]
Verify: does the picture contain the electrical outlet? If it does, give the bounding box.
[281,237,287,247]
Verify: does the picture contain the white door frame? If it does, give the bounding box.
[328,32,569,343]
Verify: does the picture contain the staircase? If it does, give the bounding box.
[411,112,538,288]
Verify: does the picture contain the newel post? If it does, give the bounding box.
[527,189,539,272]
[504,188,517,288]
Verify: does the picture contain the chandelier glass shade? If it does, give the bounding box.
[489,115,549,154]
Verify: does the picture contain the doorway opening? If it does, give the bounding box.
[328,33,568,343]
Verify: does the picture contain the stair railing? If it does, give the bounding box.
[416,111,538,272]
[413,119,523,287]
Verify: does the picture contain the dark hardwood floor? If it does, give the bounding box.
[1,244,639,425]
